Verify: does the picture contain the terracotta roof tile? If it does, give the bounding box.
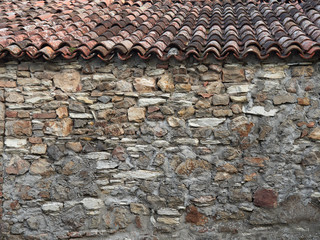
[0,0,319,61]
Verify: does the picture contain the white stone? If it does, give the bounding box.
[227,85,253,94]
[42,202,63,213]
[113,170,163,180]
[96,161,119,169]
[157,208,181,216]
[174,138,199,146]
[157,217,180,225]
[93,73,116,81]
[69,113,93,119]
[311,192,320,198]
[81,198,104,210]
[5,138,27,148]
[138,98,166,107]
[89,103,113,110]
[242,106,278,117]
[25,95,53,104]
[86,152,110,160]
[152,140,170,148]
[188,118,226,127]
[230,95,247,102]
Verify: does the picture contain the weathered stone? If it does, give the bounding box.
[191,196,215,206]
[5,120,32,136]
[133,77,156,92]
[113,170,163,180]
[128,107,145,122]
[157,208,180,216]
[6,155,30,175]
[206,81,224,94]
[214,172,232,181]
[66,142,82,152]
[176,159,211,176]
[230,95,247,102]
[130,203,150,215]
[167,116,184,128]
[242,106,278,116]
[114,208,131,229]
[138,98,166,107]
[53,70,80,92]
[96,161,119,169]
[69,102,85,112]
[244,156,269,167]
[174,138,199,146]
[227,84,253,94]
[157,217,180,225]
[47,145,64,160]
[5,138,27,148]
[31,144,47,155]
[0,80,16,88]
[212,94,229,105]
[298,97,310,106]
[258,66,286,79]
[195,100,211,109]
[33,112,57,119]
[89,103,113,110]
[0,102,4,120]
[309,128,320,140]
[81,198,104,210]
[291,65,314,77]
[185,205,208,226]
[213,109,233,117]
[56,106,68,118]
[116,80,133,92]
[44,118,73,136]
[201,71,221,81]
[273,95,296,105]
[188,118,225,127]
[98,96,111,103]
[105,124,124,136]
[223,67,245,82]
[30,158,54,176]
[42,202,63,213]
[6,92,24,103]
[253,189,277,208]
[69,113,93,119]
[178,106,195,119]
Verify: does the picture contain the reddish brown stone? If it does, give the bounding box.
[148,106,160,113]
[10,200,20,210]
[17,111,29,118]
[44,118,73,136]
[28,137,42,144]
[6,155,30,175]
[147,112,164,120]
[5,120,32,136]
[6,111,18,118]
[297,97,310,106]
[244,156,269,167]
[19,185,33,200]
[253,188,277,208]
[135,216,142,229]
[307,122,315,128]
[112,146,126,161]
[105,124,124,136]
[0,80,17,88]
[185,205,208,226]
[33,112,57,119]
[301,129,309,138]
[56,106,68,118]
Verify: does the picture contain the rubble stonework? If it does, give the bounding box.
[0,56,320,239]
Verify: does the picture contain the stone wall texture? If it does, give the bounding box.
[0,56,320,239]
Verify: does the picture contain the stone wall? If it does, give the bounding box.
[0,55,320,239]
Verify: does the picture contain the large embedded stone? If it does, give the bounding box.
[133,77,156,92]
[96,161,119,170]
[175,159,211,176]
[167,116,184,128]
[6,155,30,175]
[273,95,296,105]
[157,208,180,216]
[44,118,73,136]
[212,94,230,105]
[242,106,278,117]
[53,70,80,92]
[116,80,133,92]
[223,66,245,82]
[130,203,150,215]
[128,107,145,122]
[5,92,24,103]
[81,198,104,210]
[309,128,320,140]
[253,188,277,208]
[30,158,54,176]
[185,205,208,226]
[42,202,63,213]
[5,138,27,148]
[206,81,224,94]
[201,71,221,81]
[227,84,253,94]
[157,217,180,225]
[113,170,163,180]
[157,74,174,92]
[5,120,32,136]
[188,118,226,127]
[138,98,166,107]
[31,144,47,155]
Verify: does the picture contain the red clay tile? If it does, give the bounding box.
[0,0,318,60]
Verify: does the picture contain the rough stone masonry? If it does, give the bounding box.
[0,55,320,240]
